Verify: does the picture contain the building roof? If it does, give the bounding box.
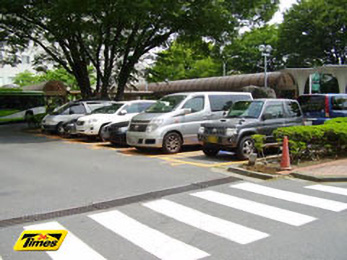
[136,72,296,95]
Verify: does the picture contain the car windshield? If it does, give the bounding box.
[145,95,187,113]
[51,103,70,115]
[92,104,124,114]
[227,101,264,119]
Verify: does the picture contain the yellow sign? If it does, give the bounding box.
[14,230,68,251]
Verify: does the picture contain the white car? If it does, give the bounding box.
[41,100,112,134]
[75,100,155,138]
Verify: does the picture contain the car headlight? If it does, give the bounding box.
[198,126,205,134]
[146,119,164,133]
[225,128,237,136]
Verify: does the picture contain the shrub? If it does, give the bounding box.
[324,117,347,125]
[274,121,347,163]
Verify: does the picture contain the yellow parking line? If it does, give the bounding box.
[158,157,246,168]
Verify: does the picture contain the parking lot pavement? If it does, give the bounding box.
[0,124,243,223]
[30,129,247,169]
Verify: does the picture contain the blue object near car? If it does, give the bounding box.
[298,94,347,125]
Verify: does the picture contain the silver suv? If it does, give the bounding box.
[127,92,253,153]
[198,99,303,159]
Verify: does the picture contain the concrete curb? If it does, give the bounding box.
[228,165,281,180]
[290,172,347,182]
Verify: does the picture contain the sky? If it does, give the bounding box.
[269,0,298,24]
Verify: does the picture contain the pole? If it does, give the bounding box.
[264,54,267,88]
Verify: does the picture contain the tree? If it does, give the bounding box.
[278,0,347,67]
[147,40,222,82]
[13,67,94,90]
[13,71,39,87]
[222,25,281,74]
[0,0,279,99]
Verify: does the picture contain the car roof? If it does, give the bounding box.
[299,94,347,97]
[248,98,298,102]
[166,92,252,96]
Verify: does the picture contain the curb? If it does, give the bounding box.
[228,165,281,180]
[290,172,347,182]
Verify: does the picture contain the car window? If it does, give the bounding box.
[69,104,86,114]
[227,101,264,119]
[209,94,251,112]
[263,104,284,119]
[146,95,187,113]
[286,101,302,117]
[298,96,325,113]
[182,96,204,113]
[138,102,154,112]
[124,103,142,113]
[332,97,347,110]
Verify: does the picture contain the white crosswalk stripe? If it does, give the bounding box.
[306,184,347,196]
[191,190,317,226]
[24,222,106,260]
[143,199,269,244]
[89,210,209,260]
[231,182,347,212]
[14,183,347,260]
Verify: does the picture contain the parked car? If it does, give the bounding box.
[198,99,303,159]
[127,92,253,153]
[75,100,155,139]
[298,94,347,125]
[41,100,112,134]
[100,120,130,146]
[61,118,80,137]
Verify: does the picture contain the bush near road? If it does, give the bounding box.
[273,118,347,163]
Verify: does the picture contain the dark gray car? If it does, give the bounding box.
[198,99,303,159]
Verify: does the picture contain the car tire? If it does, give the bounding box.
[237,136,255,160]
[56,122,65,136]
[202,146,220,157]
[162,132,182,154]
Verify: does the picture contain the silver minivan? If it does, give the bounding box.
[126,92,253,153]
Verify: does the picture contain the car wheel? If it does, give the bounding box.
[56,123,65,136]
[202,147,220,157]
[237,136,255,160]
[162,132,182,154]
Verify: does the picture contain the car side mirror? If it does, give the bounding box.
[262,113,272,120]
[119,110,127,116]
[223,111,228,117]
[69,110,75,115]
[183,108,192,115]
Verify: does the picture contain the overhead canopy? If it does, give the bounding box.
[136,72,296,97]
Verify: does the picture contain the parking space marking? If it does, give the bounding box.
[34,133,243,168]
[157,156,246,168]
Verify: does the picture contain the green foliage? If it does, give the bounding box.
[274,120,347,163]
[324,117,347,125]
[147,40,222,82]
[1,0,279,99]
[278,0,347,67]
[13,71,39,87]
[223,25,282,74]
[13,67,95,90]
[252,134,266,157]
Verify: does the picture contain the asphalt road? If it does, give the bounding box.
[0,123,239,221]
[1,124,347,260]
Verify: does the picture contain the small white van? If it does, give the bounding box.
[126,92,253,153]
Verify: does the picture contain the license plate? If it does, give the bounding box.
[207,135,218,143]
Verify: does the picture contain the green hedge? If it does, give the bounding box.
[273,118,347,162]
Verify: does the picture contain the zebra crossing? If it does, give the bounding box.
[12,182,347,260]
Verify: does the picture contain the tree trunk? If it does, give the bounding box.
[73,66,92,99]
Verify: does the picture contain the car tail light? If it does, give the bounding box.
[325,96,330,118]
